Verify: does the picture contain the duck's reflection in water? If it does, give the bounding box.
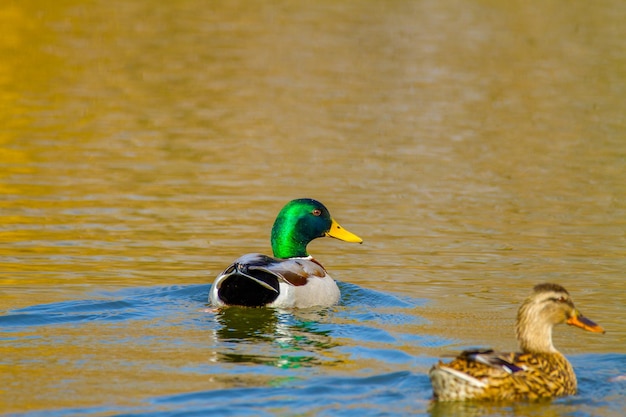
[212,306,341,369]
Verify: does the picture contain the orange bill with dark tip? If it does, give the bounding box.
[567,313,605,333]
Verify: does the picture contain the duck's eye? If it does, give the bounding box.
[312,209,322,216]
[557,296,567,303]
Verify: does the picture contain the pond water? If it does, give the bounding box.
[1,1,625,416]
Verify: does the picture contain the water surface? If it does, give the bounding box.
[1,1,625,416]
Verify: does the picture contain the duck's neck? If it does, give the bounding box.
[515,305,558,354]
[271,224,309,259]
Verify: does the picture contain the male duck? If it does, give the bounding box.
[209,198,362,308]
[429,283,605,401]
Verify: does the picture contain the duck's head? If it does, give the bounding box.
[270,198,362,259]
[516,283,605,353]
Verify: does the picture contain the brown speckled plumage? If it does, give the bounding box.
[429,283,605,401]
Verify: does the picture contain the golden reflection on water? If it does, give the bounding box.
[1,0,625,414]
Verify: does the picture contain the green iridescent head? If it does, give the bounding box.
[270,198,362,259]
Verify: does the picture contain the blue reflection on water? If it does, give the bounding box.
[2,283,624,417]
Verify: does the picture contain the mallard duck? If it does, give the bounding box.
[429,283,605,401]
[209,198,362,308]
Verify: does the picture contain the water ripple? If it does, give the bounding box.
[2,284,622,417]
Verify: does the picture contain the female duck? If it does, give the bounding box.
[429,283,605,401]
[209,198,362,308]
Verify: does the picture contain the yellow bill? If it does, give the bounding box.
[325,219,363,243]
